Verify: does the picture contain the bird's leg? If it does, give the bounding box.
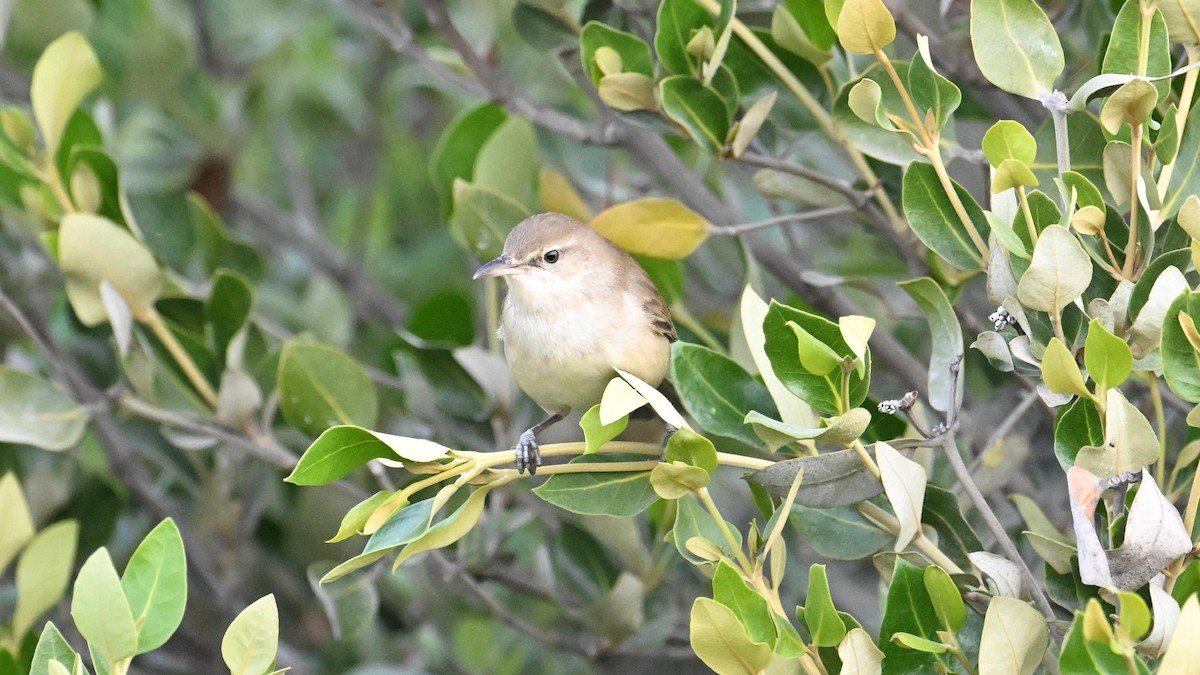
[515,410,566,475]
[661,423,678,452]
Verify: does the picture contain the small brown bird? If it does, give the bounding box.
[473,213,677,473]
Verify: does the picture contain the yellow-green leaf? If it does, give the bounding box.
[787,321,842,376]
[59,214,164,326]
[689,597,773,675]
[590,198,711,259]
[1016,225,1092,313]
[1040,338,1090,399]
[1084,318,1133,389]
[30,31,102,156]
[1160,595,1200,673]
[650,461,710,499]
[978,597,1048,675]
[836,0,896,54]
[1101,79,1158,134]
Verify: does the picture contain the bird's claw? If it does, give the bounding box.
[516,430,542,475]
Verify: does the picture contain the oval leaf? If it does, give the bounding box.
[590,197,711,259]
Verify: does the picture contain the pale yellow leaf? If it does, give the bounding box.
[590,198,711,259]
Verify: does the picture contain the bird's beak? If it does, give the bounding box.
[472,255,525,280]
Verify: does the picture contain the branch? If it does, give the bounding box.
[937,358,1058,625]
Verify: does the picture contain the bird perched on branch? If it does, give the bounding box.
[473,212,677,474]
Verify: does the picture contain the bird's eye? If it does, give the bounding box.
[543,249,560,264]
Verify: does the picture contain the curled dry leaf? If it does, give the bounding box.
[1069,468,1192,591]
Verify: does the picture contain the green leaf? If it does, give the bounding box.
[879,559,950,672]
[70,549,138,664]
[12,521,78,640]
[1165,97,1200,219]
[847,78,891,129]
[764,302,871,416]
[833,63,923,165]
[978,597,1048,675]
[690,597,773,674]
[982,120,1037,167]
[59,213,164,326]
[362,498,435,555]
[907,35,960,131]
[836,0,895,54]
[1116,590,1151,642]
[1129,249,1190,321]
[786,321,842,376]
[473,116,538,212]
[897,278,963,413]
[222,595,278,675]
[534,454,658,516]
[0,473,33,577]
[655,0,711,75]
[665,427,718,474]
[1041,338,1090,398]
[658,76,730,154]
[1062,171,1105,211]
[1016,225,1093,313]
[792,505,890,559]
[580,404,627,455]
[751,448,883,506]
[120,519,187,654]
[1084,319,1132,389]
[205,271,253,366]
[673,494,741,563]
[891,632,948,653]
[1161,292,1200,402]
[430,104,507,218]
[1103,0,1171,101]
[804,564,846,647]
[771,6,832,66]
[329,491,393,543]
[581,22,653,84]
[393,485,495,567]
[1054,397,1105,469]
[902,162,990,270]
[30,624,82,675]
[712,561,777,648]
[448,179,531,261]
[922,485,983,569]
[1149,137,1184,193]
[288,426,449,485]
[970,0,1064,99]
[923,565,965,632]
[30,31,102,156]
[277,340,378,437]
[0,368,89,451]
[671,343,778,449]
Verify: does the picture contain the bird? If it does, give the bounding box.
[472,212,677,474]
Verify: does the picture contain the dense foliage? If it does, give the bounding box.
[6,0,1200,673]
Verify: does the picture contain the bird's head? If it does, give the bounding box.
[472,213,616,297]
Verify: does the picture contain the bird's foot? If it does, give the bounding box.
[516,429,542,475]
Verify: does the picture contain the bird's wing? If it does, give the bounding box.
[641,281,677,343]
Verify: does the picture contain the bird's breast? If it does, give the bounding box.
[499,288,670,412]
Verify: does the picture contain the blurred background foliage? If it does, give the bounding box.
[0,0,1187,673]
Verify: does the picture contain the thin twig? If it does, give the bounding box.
[938,357,1057,624]
[427,551,600,658]
[710,206,858,236]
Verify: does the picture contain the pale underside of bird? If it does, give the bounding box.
[473,212,677,473]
